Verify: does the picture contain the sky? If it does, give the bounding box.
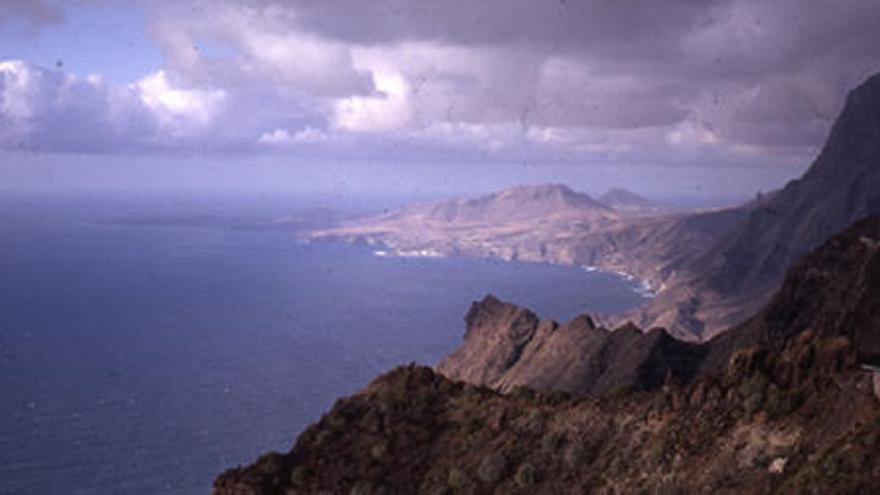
[1,0,879,202]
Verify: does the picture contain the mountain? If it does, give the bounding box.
[597,187,657,210]
[628,72,880,339]
[306,183,745,293]
[435,295,706,397]
[214,215,880,494]
[305,183,642,265]
[384,183,608,224]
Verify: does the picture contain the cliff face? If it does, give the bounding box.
[629,72,880,340]
[435,296,705,397]
[215,216,880,495]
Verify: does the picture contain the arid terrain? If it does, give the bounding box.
[216,214,880,494]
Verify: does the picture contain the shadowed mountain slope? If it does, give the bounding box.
[625,72,880,339]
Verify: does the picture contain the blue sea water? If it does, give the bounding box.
[0,193,647,494]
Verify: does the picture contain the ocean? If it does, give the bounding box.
[0,192,648,494]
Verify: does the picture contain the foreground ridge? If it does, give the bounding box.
[216,215,880,494]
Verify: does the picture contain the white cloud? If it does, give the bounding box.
[257,128,291,145]
[149,1,372,98]
[665,121,719,147]
[333,71,411,132]
[258,126,331,146]
[0,59,229,151]
[0,60,42,121]
[0,59,145,150]
[291,126,329,143]
[135,70,225,136]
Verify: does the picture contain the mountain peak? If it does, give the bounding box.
[849,71,880,99]
[597,188,656,209]
[805,71,880,182]
[493,183,598,205]
[401,183,608,224]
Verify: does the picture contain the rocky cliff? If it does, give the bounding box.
[215,215,880,494]
[628,72,880,340]
[435,295,705,397]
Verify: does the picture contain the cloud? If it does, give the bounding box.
[333,71,411,132]
[0,0,64,31]
[139,0,880,158]
[3,0,880,164]
[146,1,373,98]
[257,126,329,146]
[0,60,232,152]
[135,70,225,137]
[0,60,147,152]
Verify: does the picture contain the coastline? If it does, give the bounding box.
[358,238,658,301]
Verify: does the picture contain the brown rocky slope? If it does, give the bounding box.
[215,215,880,494]
[435,296,706,397]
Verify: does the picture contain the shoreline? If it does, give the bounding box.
[365,242,657,300]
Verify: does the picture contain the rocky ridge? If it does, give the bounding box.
[435,295,706,397]
[215,215,880,494]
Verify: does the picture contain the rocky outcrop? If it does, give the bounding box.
[436,296,706,397]
[216,216,880,494]
[434,295,542,387]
